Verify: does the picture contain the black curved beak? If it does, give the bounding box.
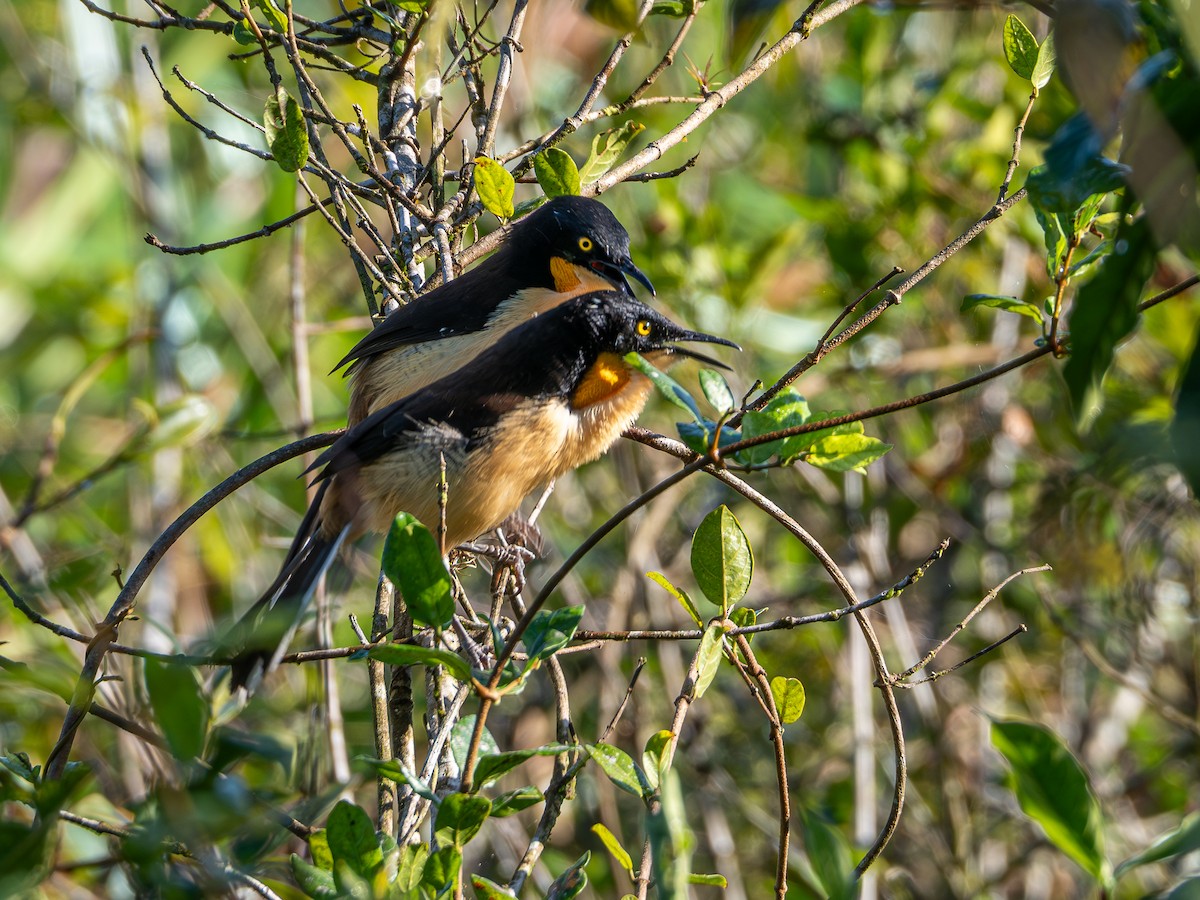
[664,329,741,370]
[593,256,656,297]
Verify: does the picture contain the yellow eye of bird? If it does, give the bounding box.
[578,236,594,253]
[636,319,652,337]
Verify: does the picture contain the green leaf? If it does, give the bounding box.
[291,854,338,899]
[729,606,758,632]
[1170,323,1200,496]
[698,369,735,414]
[357,757,439,802]
[641,729,673,792]
[676,420,741,457]
[396,842,429,892]
[434,793,492,848]
[690,505,753,612]
[691,622,724,700]
[143,657,208,762]
[471,874,517,899]
[647,571,702,627]
[741,391,811,464]
[583,0,642,30]
[587,743,651,798]
[381,513,454,629]
[800,808,856,900]
[421,846,462,897]
[1062,217,1156,428]
[1026,115,1128,217]
[592,823,634,877]
[450,716,500,774]
[651,0,692,15]
[546,850,590,900]
[769,676,806,724]
[1116,812,1200,879]
[325,800,383,878]
[991,718,1111,886]
[0,753,38,784]
[473,744,576,789]
[1002,15,1039,81]
[625,352,705,424]
[579,122,646,184]
[250,0,288,32]
[961,293,1045,324]
[232,20,257,44]
[522,606,584,666]
[688,873,728,886]
[490,786,543,817]
[533,148,581,198]
[309,829,334,870]
[368,644,471,684]
[264,86,309,173]
[1032,32,1056,90]
[474,157,515,219]
[805,433,893,473]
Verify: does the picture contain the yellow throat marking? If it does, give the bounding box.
[550,256,582,292]
[574,352,631,409]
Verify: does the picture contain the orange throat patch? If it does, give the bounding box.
[550,256,582,292]
[573,352,631,409]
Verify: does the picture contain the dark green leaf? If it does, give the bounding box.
[357,757,439,802]
[434,793,491,848]
[991,718,1111,885]
[264,87,309,173]
[579,122,645,184]
[741,391,811,464]
[450,716,500,775]
[647,571,702,627]
[961,293,1046,324]
[325,800,383,878]
[698,369,735,414]
[474,157,515,219]
[1003,15,1039,81]
[805,433,893,473]
[801,808,856,900]
[690,505,753,612]
[625,352,704,424]
[368,644,471,683]
[770,676,806,724]
[1026,114,1127,216]
[421,846,462,897]
[1062,217,1156,428]
[291,854,338,899]
[676,420,740,457]
[1115,812,1200,878]
[691,622,724,700]
[143,657,208,762]
[592,823,634,877]
[381,513,454,629]
[546,850,590,900]
[0,753,38,783]
[533,148,581,198]
[586,743,651,798]
[1171,322,1200,496]
[490,786,543,817]
[232,20,256,44]
[522,606,584,665]
[584,0,641,31]
[473,744,576,789]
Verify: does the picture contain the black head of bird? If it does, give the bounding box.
[336,196,655,423]
[227,290,736,693]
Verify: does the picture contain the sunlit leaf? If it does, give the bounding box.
[264,86,309,172]
[647,571,702,627]
[474,156,515,218]
[961,293,1045,324]
[1002,15,1039,81]
[533,148,581,198]
[381,513,454,629]
[592,823,634,877]
[690,505,753,612]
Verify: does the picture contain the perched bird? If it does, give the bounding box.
[228,290,737,691]
[336,195,655,424]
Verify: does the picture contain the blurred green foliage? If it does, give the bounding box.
[2,1,1199,897]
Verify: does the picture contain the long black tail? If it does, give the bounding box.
[226,482,350,694]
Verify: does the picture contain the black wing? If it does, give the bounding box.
[332,257,521,373]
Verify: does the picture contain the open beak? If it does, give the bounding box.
[592,256,656,297]
[663,330,741,370]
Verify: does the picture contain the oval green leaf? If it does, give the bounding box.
[381,512,454,629]
[769,675,806,724]
[474,156,515,218]
[533,147,581,198]
[264,86,309,173]
[1003,15,1039,81]
[690,505,753,612]
[325,800,383,878]
[143,657,208,762]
